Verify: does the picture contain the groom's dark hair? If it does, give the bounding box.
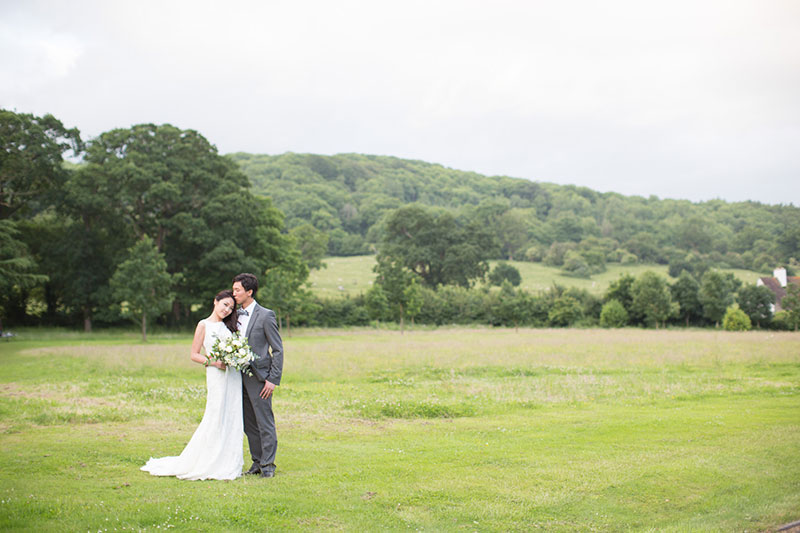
[233,273,258,297]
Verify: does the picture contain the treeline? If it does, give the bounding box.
[3,109,800,335]
[231,152,800,277]
[269,268,799,331]
[1,110,306,336]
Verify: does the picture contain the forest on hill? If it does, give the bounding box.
[230,152,799,276]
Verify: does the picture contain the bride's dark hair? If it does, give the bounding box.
[215,290,238,333]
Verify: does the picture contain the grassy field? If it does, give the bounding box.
[1,327,799,531]
[308,255,764,298]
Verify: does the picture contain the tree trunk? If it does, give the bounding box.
[83,306,92,333]
[400,304,405,335]
[172,300,181,324]
[286,315,291,337]
[141,313,147,342]
[44,283,58,322]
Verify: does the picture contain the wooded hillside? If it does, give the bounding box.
[230,152,799,274]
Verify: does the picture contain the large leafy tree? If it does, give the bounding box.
[80,124,300,320]
[604,274,639,324]
[736,284,775,328]
[0,110,81,328]
[0,220,48,329]
[631,271,677,328]
[671,271,702,327]
[290,223,329,270]
[0,109,82,220]
[380,205,495,288]
[699,270,739,327]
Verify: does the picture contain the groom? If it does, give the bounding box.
[232,273,284,478]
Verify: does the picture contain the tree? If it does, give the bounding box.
[722,305,751,331]
[0,109,82,220]
[605,274,638,323]
[736,284,775,328]
[492,281,528,330]
[289,223,329,270]
[699,270,736,327]
[81,124,299,321]
[260,262,311,336]
[403,277,424,328]
[548,295,583,327]
[671,271,702,327]
[599,300,628,328]
[0,220,48,330]
[373,254,421,333]
[380,205,494,288]
[781,283,800,331]
[110,237,177,341]
[631,272,677,328]
[561,251,592,278]
[364,284,389,322]
[488,262,521,287]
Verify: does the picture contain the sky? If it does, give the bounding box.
[2,0,799,205]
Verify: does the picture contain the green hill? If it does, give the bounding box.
[230,152,799,274]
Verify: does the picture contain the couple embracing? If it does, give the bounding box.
[141,273,283,480]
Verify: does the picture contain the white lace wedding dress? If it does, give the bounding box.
[141,319,244,480]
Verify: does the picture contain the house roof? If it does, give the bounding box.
[758,275,800,311]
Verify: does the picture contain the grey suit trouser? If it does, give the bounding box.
[242,373,277,469]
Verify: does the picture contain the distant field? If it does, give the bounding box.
[308,255,764,298]
[1,328,798,531]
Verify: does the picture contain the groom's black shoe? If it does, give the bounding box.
[260,465,276,478]
[244,463,261,475]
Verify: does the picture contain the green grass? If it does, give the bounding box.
[308,255,764,297]
[1,328,799,531]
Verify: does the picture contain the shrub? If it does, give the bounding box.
[488,262,522,286]
[548,295,583,327]
[722,305,752,331]
[600,300,629,328]
[561,251,592,278]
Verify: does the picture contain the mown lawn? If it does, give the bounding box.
[1,327,798,531]
[308,255,764,298]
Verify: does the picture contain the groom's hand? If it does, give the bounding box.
[260,380,275,399]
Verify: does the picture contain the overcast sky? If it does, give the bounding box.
[2,0,799,205]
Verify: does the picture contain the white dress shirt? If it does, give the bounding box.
[237,300,257,334]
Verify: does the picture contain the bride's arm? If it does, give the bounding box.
[190,321,207,365]
[189,321,226,369]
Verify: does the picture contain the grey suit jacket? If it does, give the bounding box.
[244,302,284,385]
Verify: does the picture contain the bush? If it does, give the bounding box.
[524,245,545,262]
[561,251,592,278]
[548,295,583,327]
[771,310,792,331]
[722,305,752,331]
[600,300,629,328]
[488,262,521,287]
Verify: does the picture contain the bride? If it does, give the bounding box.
[141,290,244,480]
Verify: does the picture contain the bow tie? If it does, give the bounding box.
[238,308,249,316]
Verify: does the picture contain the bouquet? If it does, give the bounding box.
[207,331,257,375]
